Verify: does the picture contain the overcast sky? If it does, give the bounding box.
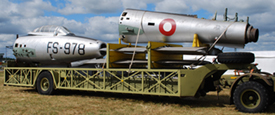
[0,0,274,58]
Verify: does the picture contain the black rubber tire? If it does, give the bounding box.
[217,52,255,64]
[36,71,54,95]
[233,81,269,113]
[268,91,275,105]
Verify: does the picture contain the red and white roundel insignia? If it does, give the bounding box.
[159,18,176,36]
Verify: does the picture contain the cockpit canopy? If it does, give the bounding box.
[28,25,75,36]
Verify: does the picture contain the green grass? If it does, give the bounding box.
[0,71,275,115]
[0,71,3,78]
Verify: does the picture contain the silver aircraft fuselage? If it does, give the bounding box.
[13,25,106,66]
[119,9,259,48]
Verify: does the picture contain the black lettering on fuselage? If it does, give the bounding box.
[64,42,70,54]
[72,43,77,54]
[52,42,59,54]
[78,43,85,55]
[47,42,86,55]
[47,42,53,53]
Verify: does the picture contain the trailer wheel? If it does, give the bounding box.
[233,81,269,113]
[268,92,275,105]
[217,52,254,64]
[36,71,54,95]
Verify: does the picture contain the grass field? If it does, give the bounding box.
[0,71,274,115]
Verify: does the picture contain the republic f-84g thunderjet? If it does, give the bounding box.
[13,25,106,67]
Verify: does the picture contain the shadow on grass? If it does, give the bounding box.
[21,88,275,113]
[22,89,227,107]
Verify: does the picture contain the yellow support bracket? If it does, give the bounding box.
[118,38,121,44]
[118,38,131,45]
[192,34,201,47]
[192,34,209,47]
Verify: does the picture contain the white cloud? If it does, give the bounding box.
[0,0,57,34]
[2,15,120,42]
[249,12,275,35]
[239,32,275,51]
[58,0,122,15]
[0,34,16,45]
[0,16,84,35]
[85,16,119,42]
[0,34,16,58]
[155,0,189,13]
[121,0,147,9]
[258,32,275,43]
[186,0,274,15]
[0,0,55,19]
[18,0,56,17]
[58,0,165,14]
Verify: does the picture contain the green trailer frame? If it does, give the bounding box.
[4,64,259,97]
[3,42,275,113]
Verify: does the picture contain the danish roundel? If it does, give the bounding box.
[159,18,176,36]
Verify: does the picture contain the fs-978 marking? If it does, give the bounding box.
[47,42,85,55]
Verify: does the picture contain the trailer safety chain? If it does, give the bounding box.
[191,22,235,67]
[101,57,107,71]
[128,11,146,73]
[208,22,235,52]
[197,56,206,65]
